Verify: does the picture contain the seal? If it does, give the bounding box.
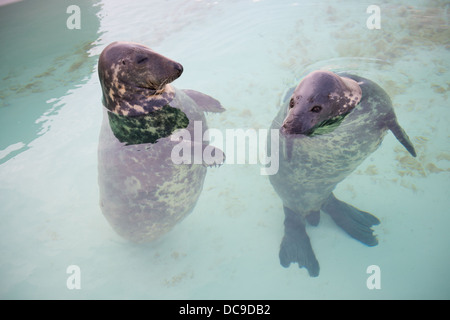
[97,41,225,243]
[268,70,416,277]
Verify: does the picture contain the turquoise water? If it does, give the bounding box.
[0,0,449,299]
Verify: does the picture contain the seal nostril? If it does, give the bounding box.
[175,63,183,75]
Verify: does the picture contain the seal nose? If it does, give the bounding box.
[174,63,183,76]
[281,121,293,135]
[281,117,305,135]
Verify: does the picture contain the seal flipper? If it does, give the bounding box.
[306,211,320,226]
[387,118,416,157]
[201,142,226,167]
[170,138,225,167]
[321,193,380,246]
[182,89,225,113]
[279,206,320,277]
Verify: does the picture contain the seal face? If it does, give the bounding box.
[98,41,183,116]
[97,42,225,243]
[282,70,362,136]
[268,70,416,277]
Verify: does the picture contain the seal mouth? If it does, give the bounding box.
[156,62,183,90]
[136,62,183,93]
[136,81,171,96]
[281,114,312,136]
[281,112,349,136]
[307,113,349,136]
[145,66,183,94]
[280,124,303,136]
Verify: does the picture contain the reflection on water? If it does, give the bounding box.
[0,0,101,164]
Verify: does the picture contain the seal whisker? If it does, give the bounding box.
[271,117,284,129]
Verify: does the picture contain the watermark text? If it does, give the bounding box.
[66,265,81,290]
[366,5,381,30]
[170,121,279,175]
[366,264,381,289]
[66,5,81,30]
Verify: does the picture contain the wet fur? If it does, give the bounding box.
[98,88,210,242]
[268,72,416,276]
[97,42,225,242]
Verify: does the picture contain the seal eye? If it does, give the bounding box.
[289,98,294,109]
[121,60,126,65]
[136,57,148,64]
[311,105,322,113]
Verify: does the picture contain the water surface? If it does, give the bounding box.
[0,0,449,299]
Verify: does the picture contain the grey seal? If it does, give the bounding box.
[97,41,225,242]
[268,70,416,276]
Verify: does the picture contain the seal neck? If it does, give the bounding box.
[102,84,176,117]
[107,103,189,145]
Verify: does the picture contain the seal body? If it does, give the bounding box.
[268,70,416,276]
[97,42,225,242]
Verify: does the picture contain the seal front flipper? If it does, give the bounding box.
[306,210,320,226]
[322,193,380,246]
[201,142,226,167]
[182,89,225,113]
[387,117,417,157]
[170,138,225,167]
[279,206,320,277]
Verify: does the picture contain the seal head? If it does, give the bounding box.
[98,41,183,116]
[282,70,362,136]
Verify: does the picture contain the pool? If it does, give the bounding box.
[0,0,449,299]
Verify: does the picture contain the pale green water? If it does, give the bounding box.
[0,0,449,299]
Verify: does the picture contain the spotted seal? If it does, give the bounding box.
[97,41,225,242]
[268,70,416,276]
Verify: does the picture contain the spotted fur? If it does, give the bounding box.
[268,71,416,276]
[98,41,181,116]
[269,72,415,218]
[99,87,221,242]
[97,42,224,242]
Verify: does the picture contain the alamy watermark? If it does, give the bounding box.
[366,265,381,290]
[170,121,279,175]
[366,5,381,30]
[66,4,383,172]
[66,265,81,290]
[66,5,81,30]
[65,263,380,291]
[66,4,380,31]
